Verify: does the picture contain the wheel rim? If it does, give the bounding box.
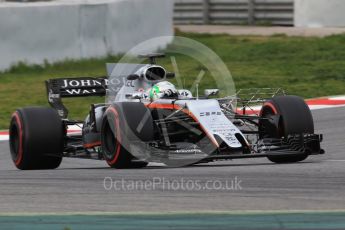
[9,113,23,165]
[103,121,117,160]
[260,103,283,138]
[9,123,20,159]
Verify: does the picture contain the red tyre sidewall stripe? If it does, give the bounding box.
[261,102,285,136]
[83,141,101,149]
[107,107,122,165]
[12,112,23,166]
[261,102,278,115]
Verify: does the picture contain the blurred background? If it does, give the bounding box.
[1,0,345,128]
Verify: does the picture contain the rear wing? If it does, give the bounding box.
[46,77,107,118]
[45,62,167,118]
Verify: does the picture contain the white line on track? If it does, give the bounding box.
[1,209,345,216]
[325,160,345,162]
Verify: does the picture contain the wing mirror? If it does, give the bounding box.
[166,72,175,79]
[204,89,219,98]
[127,74,140,81]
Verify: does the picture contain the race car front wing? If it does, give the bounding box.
[207,133,324,160]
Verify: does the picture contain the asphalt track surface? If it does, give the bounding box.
[1,107,345,229]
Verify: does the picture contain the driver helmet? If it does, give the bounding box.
[148,81,179,101]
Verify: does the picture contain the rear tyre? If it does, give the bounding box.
[101,102,153,169]
[259,95,314,163]
[9,107,64,170]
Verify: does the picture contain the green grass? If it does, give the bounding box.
[1,32,345,129]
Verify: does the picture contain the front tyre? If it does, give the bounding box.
[260,95,314,163]
[101,102,153,169]
[9,107,64,170]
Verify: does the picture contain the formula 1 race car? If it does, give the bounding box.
[9,54,324,170]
